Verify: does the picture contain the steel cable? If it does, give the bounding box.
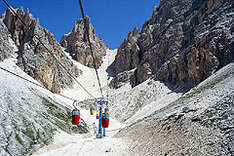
[0,66,80,102]
[78,0,104,100]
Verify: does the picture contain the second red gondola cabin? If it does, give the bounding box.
[102,113,109,128]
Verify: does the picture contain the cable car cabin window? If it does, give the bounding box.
[102,113,109,119]
[72,110,80,116]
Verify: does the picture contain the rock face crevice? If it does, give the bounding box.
[1,7,81,93]
[110,0,233,89]
[60,16,108,68]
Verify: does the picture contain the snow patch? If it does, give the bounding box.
[60,49,117,101]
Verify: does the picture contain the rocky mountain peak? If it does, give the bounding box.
[109,0,233,89]
[0,6,81,93]
[129,27,140,39]
[152,4,158,17]
[60,16,108,68]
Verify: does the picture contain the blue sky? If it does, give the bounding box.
[0,0,160,49]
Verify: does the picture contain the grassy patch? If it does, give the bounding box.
[22,128,35,140]
[43,98,58,110]
[41,97,88,134]
[15,134,24,146]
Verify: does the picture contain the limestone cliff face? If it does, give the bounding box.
[60,17,108,68]
[110,0,234,89]
[109,27,141,74]
[0,20,12,61]
[1,7,81,93]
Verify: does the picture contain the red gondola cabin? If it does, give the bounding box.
[102,113,109,128]
[72,109,80,125]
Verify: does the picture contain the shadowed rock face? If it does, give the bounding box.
[110,0,233,89]
[109,27,141,75]
[1,7,81,93]
[60,16,108,68]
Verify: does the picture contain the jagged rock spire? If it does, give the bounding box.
[1,6,81,93]
[60,16,108,68]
